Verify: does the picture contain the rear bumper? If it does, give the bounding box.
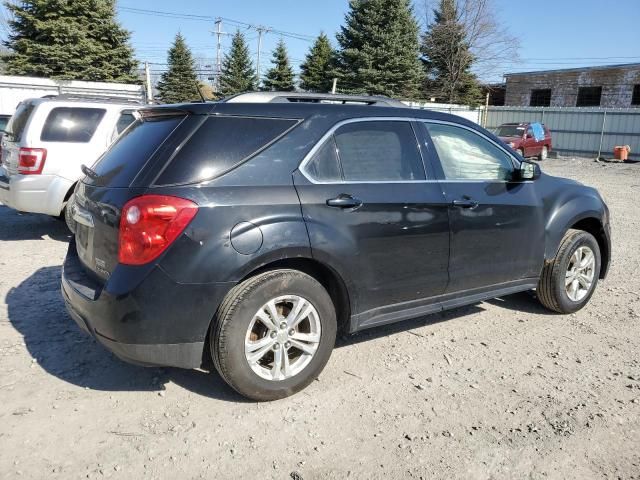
[0,168,73,216]
[61,242,234,369]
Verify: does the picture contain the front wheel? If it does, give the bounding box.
[537,229,601,313]
[211,269,337,401]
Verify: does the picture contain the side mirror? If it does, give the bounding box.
[525,133,533,139]
[518,160,541,180]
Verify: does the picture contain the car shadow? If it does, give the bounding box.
[7,266,551,402]
[5,265,247,403]
[0,205,71,242]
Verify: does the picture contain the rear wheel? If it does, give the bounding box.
[211,269,337,401]
[537,229,601,313]
[538,146,548,161]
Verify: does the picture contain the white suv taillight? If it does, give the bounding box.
[18,147,47,174]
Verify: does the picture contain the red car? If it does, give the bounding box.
[496,122,552,160]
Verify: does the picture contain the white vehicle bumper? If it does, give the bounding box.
[0,168,74,216]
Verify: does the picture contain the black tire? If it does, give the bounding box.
[538,146,548,161]
[517,148,525,158]
[63,193,76,234]
[211,269,337,401]
[537,229,601,313]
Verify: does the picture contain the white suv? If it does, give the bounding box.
[0,96,140,226]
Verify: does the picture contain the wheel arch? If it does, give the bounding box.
[569,217,610,279]
[237,257,352,335]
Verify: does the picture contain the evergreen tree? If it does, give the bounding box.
[156,33,199,104]
[218,30,256,97]
[299,33,336,92]
[335,0,424,99]
[262,39,295,92]
[421,0,482,105]
[3,0,138,82]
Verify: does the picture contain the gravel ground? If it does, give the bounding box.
[1,157,639,480]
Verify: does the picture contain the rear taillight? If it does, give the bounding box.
[18,147,47,174]
[118,195,198,266]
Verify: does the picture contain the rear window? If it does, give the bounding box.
[155,116,298,185]
[86,115,184,187]
[40,107,106,142]
[5,101,35,142]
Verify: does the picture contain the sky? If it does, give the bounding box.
[2,0,640,84]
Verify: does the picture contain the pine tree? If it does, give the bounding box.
[262,39,295,92]
[3,0,138,82]
[299,33,335,92]
[156,33,200,104]
[421,0,482,105]
[218,30,256,97]
[335,0,424,99]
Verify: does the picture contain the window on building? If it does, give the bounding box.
[530,89,551,107]
[632,85,640,106]
[576,86,602,107]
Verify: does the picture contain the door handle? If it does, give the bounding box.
[326,194,363,209]
[452,198,479,209]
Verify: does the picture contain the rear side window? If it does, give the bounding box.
[155,116,298,185]
[40,107,106,142]
[306,137,342,182]
[87,115,184,187]
[333,121,425,181]
[5,101,35,142]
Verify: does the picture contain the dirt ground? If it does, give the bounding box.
[1,157,639,480]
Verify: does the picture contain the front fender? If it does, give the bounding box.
[543,191,606,262]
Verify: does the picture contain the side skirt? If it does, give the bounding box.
[350,278,538,333]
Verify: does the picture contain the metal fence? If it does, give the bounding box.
[484,106,640,161]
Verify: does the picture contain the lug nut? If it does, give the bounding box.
[279,321,287,330]
[270,331,277,339]
[273,343,280,350]
[288,329,295,336]
[284,341,291,349]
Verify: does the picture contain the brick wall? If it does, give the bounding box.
[504,65,640,108]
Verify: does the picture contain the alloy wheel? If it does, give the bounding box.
[244,295,321,381]
[565,246,595,302]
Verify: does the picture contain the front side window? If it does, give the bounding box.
[40,107,106,142]
[333,121,425,181]
[425,123,514,181]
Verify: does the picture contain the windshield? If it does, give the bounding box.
[495,125,524,137]
[4,101,35,142]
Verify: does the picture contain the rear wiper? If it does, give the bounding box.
[81,164,99,179]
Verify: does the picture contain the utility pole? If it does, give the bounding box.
[144,61,153,104]
[214,18,223,93]
[255,26,270,87]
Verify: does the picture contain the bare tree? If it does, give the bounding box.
[420,0,519,97]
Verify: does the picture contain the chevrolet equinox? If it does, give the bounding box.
[62,93,611,400]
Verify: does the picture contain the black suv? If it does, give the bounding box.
[62,93,611,400]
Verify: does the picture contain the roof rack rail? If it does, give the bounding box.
[223,91,406,107]
[39,93,144,105]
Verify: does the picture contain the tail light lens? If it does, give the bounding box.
[119,195,198,265]
[18,147,47,174]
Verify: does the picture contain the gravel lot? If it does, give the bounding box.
[1,157,639,479]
